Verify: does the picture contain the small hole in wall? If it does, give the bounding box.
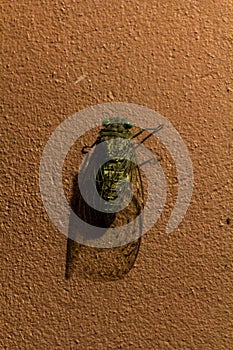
[226,218,230,225]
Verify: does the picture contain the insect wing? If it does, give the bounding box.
[65,135,145,280]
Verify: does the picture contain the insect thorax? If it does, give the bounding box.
[95,127,136,204]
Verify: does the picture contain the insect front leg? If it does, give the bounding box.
[138,124,164,144]
[139,157,158,167]
[81,140,97,154]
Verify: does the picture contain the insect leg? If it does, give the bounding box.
[139,157,158,167]
[81,140,97,154]
[133,124,163,150]
[131,129,144,139]
[139,124,164,144]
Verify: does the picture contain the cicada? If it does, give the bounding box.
[65,117,163,280]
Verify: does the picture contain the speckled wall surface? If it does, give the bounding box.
[1,1,232,349]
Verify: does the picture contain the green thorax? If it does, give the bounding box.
[96,117,134,158]
[95,118,136,202]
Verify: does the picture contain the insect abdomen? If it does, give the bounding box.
[96,159,129,201]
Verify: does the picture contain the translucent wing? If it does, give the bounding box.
[65,140,145,280]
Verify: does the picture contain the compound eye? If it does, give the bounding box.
[124,121,133,129]
[102,118,110,126]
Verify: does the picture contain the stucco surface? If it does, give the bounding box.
[1,1,232,349]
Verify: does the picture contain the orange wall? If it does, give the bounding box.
[1,1,232,349]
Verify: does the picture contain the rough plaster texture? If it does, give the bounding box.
[1,1,232,349]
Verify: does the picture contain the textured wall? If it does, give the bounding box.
[1,1,232,349]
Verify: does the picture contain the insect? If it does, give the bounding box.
[65,117,163,280]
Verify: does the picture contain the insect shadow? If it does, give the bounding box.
[65,173,142,281]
